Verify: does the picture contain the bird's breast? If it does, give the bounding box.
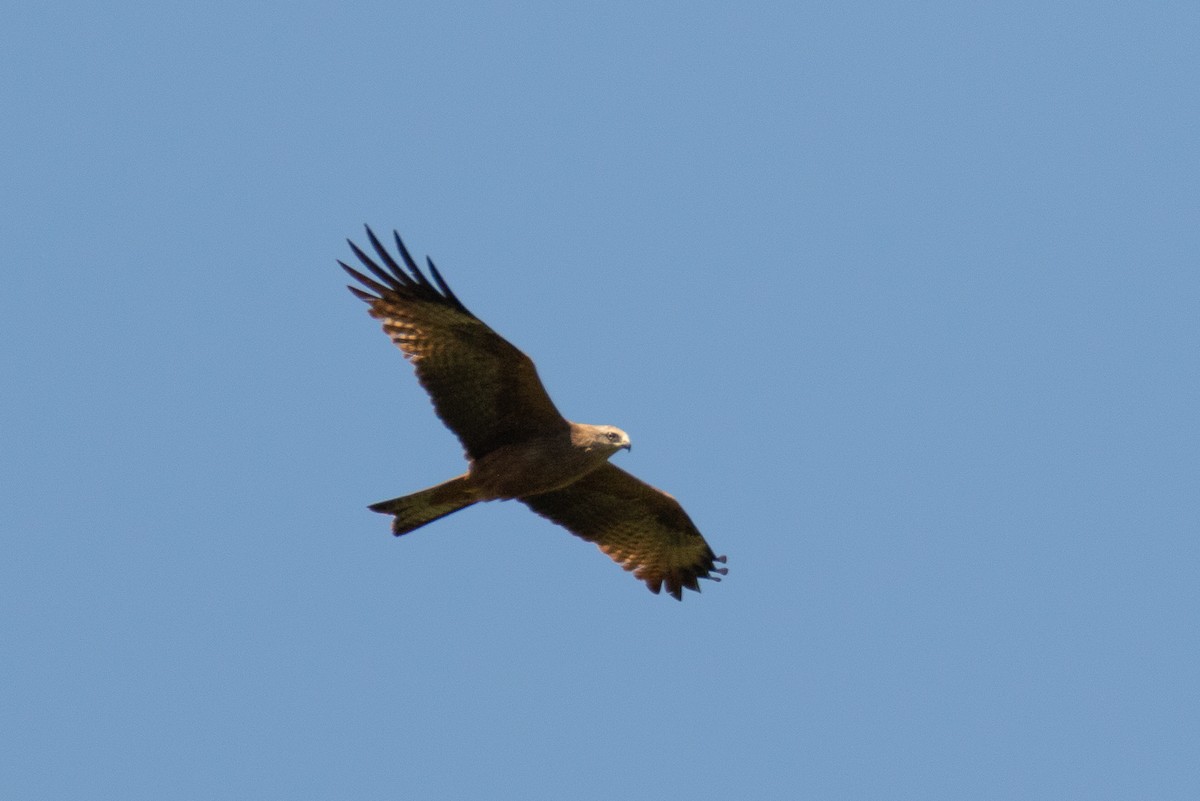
[468,436,611,499]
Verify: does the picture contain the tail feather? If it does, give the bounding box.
[368,474,477,536]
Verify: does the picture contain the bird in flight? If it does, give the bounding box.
[339,228,727,599]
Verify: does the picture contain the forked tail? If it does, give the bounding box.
[368,474,478,536]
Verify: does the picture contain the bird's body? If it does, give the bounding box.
[469,424,629,498]
[339,228,726,599]
[369,424,627,533]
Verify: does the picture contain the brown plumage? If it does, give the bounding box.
[339,227,727,599]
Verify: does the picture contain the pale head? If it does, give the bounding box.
[571,423,632,455]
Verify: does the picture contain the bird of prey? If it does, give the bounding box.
[339,227,727,599]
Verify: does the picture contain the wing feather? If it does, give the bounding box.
[342,227,568,458]
[521,464,727,600]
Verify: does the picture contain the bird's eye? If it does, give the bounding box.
[607,432,620,441]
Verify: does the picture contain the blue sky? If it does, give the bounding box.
[3,1,1198,798]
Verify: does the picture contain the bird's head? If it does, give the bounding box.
[577,424,632,455]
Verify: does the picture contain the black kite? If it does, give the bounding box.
[339,228,727,599]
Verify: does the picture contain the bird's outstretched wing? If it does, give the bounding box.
[340,227,568,458]
[521,464,728,600]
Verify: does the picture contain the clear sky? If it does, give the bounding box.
[3,2,1198,798]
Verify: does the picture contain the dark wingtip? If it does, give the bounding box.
[426,257,470,313]
[359,227,413,288]
[340,228,475,318]
[346,285,376,303]
[390,230,430,287]
[338,259,389,297]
